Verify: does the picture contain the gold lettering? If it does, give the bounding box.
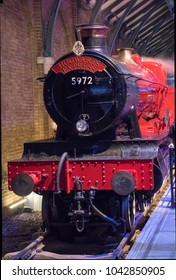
[53,56,106,74]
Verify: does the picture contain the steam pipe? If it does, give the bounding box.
[56,152,68,193]
[90,201,119,227]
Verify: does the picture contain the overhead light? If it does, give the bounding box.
[9,198,27,209]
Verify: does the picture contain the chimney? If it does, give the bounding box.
[75,24,110,53]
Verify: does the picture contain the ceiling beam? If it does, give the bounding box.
[127,5,166,33]
[138,15,171,55]
[108,0,138,54]
[106,0,149,23]
[43,0,62,56]
[148,33,174,56]
[89,0,106,23]
[165,0,174,17]
[128,1,164,47]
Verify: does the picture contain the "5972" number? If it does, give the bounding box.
[71,76,93,85]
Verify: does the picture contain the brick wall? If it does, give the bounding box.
[1,0,35,208]
[1,0,93,214]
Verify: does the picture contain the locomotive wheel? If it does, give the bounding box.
[120,192,135,232]
[152,163,163,195]
[42,191,56,230]
[42,191,74,241]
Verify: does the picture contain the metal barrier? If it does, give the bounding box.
[169,143,175,207]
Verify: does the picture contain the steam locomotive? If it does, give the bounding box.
[8,25,174,243]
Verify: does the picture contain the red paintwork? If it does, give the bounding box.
[52,56,106,74]
[126,54,174,137]
[8,159,154,193]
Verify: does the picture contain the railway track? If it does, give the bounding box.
[3,177,170,260]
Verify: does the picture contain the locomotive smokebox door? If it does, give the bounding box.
[11,173,34,196]
[111,170,135,196]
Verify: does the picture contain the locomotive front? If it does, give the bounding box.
[8,24,174,242]
[44,25,139,139]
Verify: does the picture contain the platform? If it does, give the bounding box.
[126,185,176,259]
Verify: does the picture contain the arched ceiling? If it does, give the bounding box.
[42,0,174,58]
[87,0,174,57]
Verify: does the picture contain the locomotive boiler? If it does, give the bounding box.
[8,25,175,243]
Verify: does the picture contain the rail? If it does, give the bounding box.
[3,231,49,260]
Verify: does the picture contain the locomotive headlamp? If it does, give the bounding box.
[76,119,89,133]
[111,170,135,196]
